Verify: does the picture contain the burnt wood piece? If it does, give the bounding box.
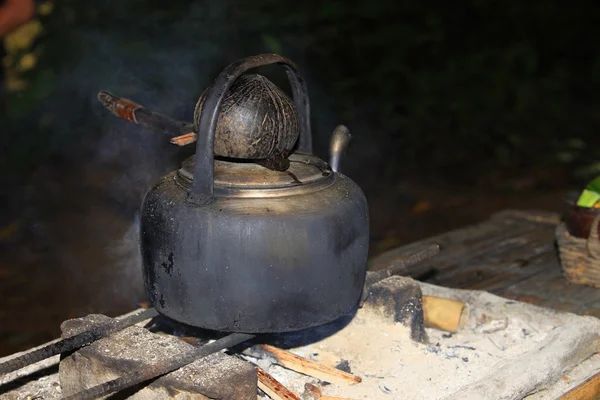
[370,210,600,317]
[244,344,362,385]
[64,334,254,400]
[363,276,427,343]
[0,308,158,376]
[60,314,255,400]
[256,367,300,400]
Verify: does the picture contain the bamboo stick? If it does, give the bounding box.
[422,295,468,332]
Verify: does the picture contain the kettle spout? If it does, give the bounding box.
[329,125,352,173]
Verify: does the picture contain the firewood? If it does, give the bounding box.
[170,132,197,146]
[422,295,468,333]
[260,345,362,385]
[257,367,300,400]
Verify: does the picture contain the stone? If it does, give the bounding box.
[362,275,427,342]
[59,314,256,399]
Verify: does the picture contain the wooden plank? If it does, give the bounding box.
[436,240,557,292]
[370,209,558,271]
[369,216,510,271]
[426,231,554,286]
[371,209,600,317]
[558,371,600,400]
[370,224,541,284]
[490,209,561,225]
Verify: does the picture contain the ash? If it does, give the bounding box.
[254,281,600,400]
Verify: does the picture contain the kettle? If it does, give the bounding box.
[99,54,369,333]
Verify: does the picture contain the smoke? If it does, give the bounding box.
[106,211,144,304]
[4,0,355,321]
[77,3,233,310]
[6,0,243,316]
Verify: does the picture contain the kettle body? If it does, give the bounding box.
[139,54,369,333]
[140,154,369,332]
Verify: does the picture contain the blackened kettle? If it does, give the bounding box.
[139,54,369,333]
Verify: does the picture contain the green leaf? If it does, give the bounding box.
[586,176,600,193]
[576,189,600,208]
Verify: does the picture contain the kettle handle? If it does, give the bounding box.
[189,54,312,202]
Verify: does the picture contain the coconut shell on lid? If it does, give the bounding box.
[193,74,300,161]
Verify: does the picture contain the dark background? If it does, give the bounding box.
[0,0,598,356]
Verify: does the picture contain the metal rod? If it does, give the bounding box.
[364,244,441,288]
[97,91,191,136]
[0,308,159,376]
[63,332,255,400]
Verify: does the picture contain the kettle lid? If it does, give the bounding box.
[177,153,333,197]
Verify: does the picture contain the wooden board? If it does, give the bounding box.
[559,372,600,400]
[369,209,600,318]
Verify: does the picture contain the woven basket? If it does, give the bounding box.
[556,213,600,287]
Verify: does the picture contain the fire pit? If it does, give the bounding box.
[0,54,599,399]
[1,53,445,399]
[1,274,598,399]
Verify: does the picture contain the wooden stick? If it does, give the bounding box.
[559,372,600,400]
[260,345,362,385]
[257,367,301,400]
[422,295,468,333]
[97,91,190,136]
[170,131,197,146]
[301,382,357,400]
